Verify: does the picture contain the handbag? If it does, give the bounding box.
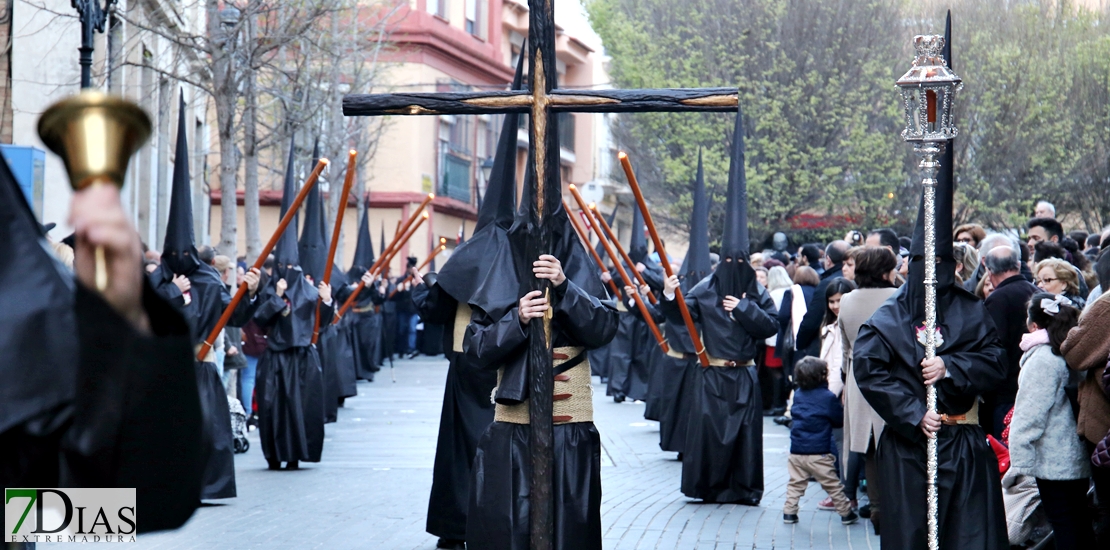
[1091,359,1110,468]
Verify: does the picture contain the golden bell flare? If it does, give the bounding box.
[37,91,152,190]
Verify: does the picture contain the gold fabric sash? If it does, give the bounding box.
[494,346,592,425]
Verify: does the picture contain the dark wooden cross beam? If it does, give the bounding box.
[343,2,736,548]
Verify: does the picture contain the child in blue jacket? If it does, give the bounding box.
[783,357,858,525]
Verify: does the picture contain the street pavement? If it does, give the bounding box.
[118,356,878,550]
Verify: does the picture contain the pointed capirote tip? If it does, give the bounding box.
[618,151,628,160]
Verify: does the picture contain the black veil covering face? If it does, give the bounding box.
[437,49,524,306]
[711,106,759,300]
[680,150,713,292]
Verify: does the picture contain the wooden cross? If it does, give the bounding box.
[343,2,736,547]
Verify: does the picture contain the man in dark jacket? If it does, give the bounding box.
[981,242,1039,439]
[794,240,850,358]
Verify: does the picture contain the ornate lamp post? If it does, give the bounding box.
[73,1,118,88]
[895,34,962,550]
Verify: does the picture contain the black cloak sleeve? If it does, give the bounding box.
[63,279,204,533]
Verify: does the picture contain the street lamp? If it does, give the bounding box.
[477,156,495,205]
[73,0,118,88]
[895,33,962,550]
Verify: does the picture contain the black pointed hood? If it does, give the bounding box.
[379,219,387,268]
[680,150,712,291]
[712,107,758,298]
[437,48,527,305]
[475,50,525,232]
[161,92,200,275]
[298,140,328,282]
[629,198,649,264]
[902,11,958,322]
[348,197,375,278]
[274,136,300,266]
[0,146,79,434]
[595,203,619,261]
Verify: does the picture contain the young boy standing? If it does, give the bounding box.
[783,357,859,525]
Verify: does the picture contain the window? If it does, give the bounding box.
[466,0,484,38]
[428,0,448,19]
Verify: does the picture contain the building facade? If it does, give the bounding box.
[210,0,622,273]
[2,0,209,250]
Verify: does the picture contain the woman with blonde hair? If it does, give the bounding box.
[761,266,793,415]
[1034,258,1085,309]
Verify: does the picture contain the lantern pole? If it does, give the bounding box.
[917,140,942,550]
[896,34,961,550]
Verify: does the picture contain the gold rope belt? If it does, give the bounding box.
[667,347,752,367]
[940,401,980,426]
[193,344,216,364]
[494,346,592,425]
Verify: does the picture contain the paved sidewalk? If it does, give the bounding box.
[98,356,876,550]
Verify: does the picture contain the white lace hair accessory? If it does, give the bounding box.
[1040,294,1074,315]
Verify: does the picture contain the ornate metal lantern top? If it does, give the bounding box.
[896,35,962,143]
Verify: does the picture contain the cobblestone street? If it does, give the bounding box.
[123,356,878,550]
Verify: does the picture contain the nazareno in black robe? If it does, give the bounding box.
[604,268,656,402]
[651,301,700,454]
[348,279,384,380]
[151,261,255,500]
[661,275,778,504]
[252,265,333,464]
[413,276,497,541]
[317,266,358,423]
[464,278,619,550]
[854,290,1008,549]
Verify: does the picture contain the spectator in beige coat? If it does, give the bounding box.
[838,247,899,535]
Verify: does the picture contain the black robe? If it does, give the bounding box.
[1,281,205,533]
[853,287,1009,550]
[350,282,385,380]
[653,309,700,454]
[413,281,497,541]
[465,279,619,550]
[151,263,255,500]
[318,279,359,422]
[605,268,655,402]
[252,269,333,463]
[661,276,778,503]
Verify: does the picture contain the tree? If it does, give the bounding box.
[119,0,397,261]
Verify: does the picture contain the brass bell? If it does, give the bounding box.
[37,91,152,289]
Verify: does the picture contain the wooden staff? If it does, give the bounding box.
[332,194,434,320]
[312,150,358,344]
[387,238,447,299]
[587,200,657,305]
[198,159,329,361]
[335,210,428,320]
[619,152,710,367]
[568,185,668,354]
[564,199,620,297]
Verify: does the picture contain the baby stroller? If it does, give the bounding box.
[229,397,250,454]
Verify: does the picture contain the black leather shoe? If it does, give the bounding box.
[284,461,299,470]
[266,459,281,470]
[773,415,792,427]
[783,514,798,524]
[858,504,871,518]
[436,539,465,549]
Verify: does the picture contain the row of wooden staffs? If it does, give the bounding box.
[198,151,708,368]
[195,152,445,361]
[566,152,709,367]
